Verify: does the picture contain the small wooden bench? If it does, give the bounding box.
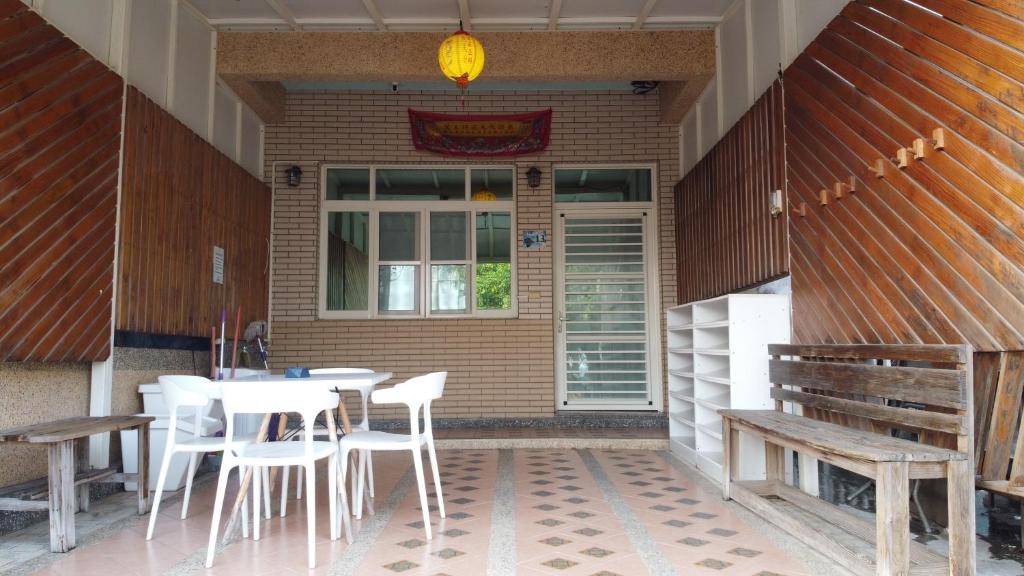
[0,416,153,552]
[719,344,975,576]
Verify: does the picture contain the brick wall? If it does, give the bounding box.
[264,90,678,420]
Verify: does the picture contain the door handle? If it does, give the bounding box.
[558,311,565,334]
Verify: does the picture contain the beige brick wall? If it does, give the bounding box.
[264,90,678,420]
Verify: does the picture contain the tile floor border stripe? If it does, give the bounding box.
[486,449,516,576]
[577,448,678,576]
[328,463,417,576]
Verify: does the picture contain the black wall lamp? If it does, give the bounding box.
[526,166,542,188]
[285,165,303,187]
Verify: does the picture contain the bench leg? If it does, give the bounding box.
[76,437,90,513]
[47,441,76,552]
[721,418,733,500]
[137,423,150,515]
[875,461,910,576]
[946,459,976,576]
[765,441,785,483]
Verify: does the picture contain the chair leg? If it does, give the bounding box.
[875,461,910,576]
[239,466,249,539]
[366,451,375,498]
[412,447,432,540]
[721,419,733,500]
[305,463,317,569]
[180,453,199,520]
[253,466,262,541]
[146,447,176,540]
[280,466,290,517]
[296,464,303,500]
[355,450,366,520]
[337,446,353,543]
[204,462,233,568]
[262,467,271,519]
[426,441,445,518]
[946,459,976,576]
[328,454,338,542]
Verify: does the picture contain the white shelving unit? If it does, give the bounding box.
[666,293,791,483]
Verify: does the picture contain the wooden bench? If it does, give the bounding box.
[719,344,975,576]
[0,416,153,552]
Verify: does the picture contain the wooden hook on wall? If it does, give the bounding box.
[792,202,806,217]
[931,127,946,150]
[819,189,830,206]
[870,159,886,178]
[834,181,851,199]
[912,138,927,160]
[895,147,911,168]
[848,175,857,192]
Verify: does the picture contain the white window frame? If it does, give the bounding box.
[319,164,517,320]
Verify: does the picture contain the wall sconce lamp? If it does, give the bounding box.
[285,165,303,187]
[768,189,783,218]
[526,166,542,189]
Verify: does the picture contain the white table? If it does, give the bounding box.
[218,371,392,540]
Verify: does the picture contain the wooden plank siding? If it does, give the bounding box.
[784,1,1024,353]
[0,1,123,362]
[674,80,788,303]
[117,87,271,338]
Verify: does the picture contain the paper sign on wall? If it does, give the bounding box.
[521,230,547,249]
[212,246,225,284]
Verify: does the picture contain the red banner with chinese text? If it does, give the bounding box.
[408,108,552,157]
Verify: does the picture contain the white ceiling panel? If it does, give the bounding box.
[375,0,459,20]
[470,0,550,20]
[284,0,369,19]
[189,0,280,20]
[560,0,647,19]
[648,0,735,18]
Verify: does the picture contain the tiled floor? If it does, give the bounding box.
[3,449,818,576]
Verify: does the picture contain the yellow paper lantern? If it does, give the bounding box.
[472,187,496,201]
[438,27,485,90]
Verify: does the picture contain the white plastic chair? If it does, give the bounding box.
[205,379,352,569]
[287,368,376,516]
[338,372,446,539]
[146,376,257,540]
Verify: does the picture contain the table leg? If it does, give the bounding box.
[76,437,90,513]
[47,440,76,552]
[137,423,150,515]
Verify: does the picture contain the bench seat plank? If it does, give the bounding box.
[719,410,965,463]
[0,416,153,444]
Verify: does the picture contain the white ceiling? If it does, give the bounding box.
[186,0,735,31]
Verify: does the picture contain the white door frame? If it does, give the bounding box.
[553,205,663,412]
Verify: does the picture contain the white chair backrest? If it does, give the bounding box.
[158,375,216,439]
[371,372,446,437]
[220,381,340,454]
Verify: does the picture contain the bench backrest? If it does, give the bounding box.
[768,343,973,454]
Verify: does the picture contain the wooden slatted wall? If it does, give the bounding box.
[784,0,1024,353]
[0,1,123,362]
[674,81,788,303]
[117,87,271,338]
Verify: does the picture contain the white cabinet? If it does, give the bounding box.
[666,294,791,482]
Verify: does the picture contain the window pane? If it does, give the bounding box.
[378,212,419,261]
[475,212,511,261]
[378,265,418,313]
[376,168,464,201]
[554,168,652,202]
[325,168,370,200]
[431,264,467,313]
[430,212,467,261]
[470,169,513,200]
[476,212,512,310]
[325,212,369,311]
